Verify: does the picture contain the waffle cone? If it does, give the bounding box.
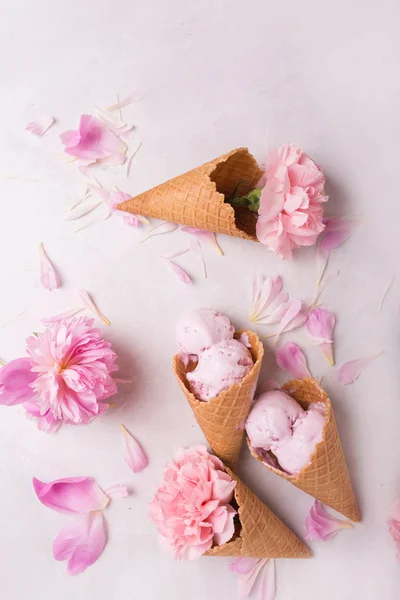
[173,330,264,469]
[248,378,361,522]
[117,148,263,239]
[205,468,311,559]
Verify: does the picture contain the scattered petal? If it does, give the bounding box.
[61,115,127,164]
[165,260,193,285]
[161,248,190,260]
[141,221,178,242]
[75,290,110,326]
[41,308,84,325]
[250,274,288,325]
[273,299,303,344]
[39,243,61,291]
[306,308,336,365]
[67,186,91,212]
[310,269,340,310]
[1,308,27,329]
[190,238,207,279]
[53,510,107,575]
[378,275,395,312]
[64,201,104,221]
[336,352,383,385]
[104,484,130,499]
[0,174,39,183]
[230,557,276,600]
[107,92,140,111]
[126,139,142,178]
[74,210,111,233]
[26,116,55,136]
[305,500,352,541]
[181,226,223,255]
[32,477,110,514]
[316,216,362,284]
[276,343,311,379]
[120,424,148,473]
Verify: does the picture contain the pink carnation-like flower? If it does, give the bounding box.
[148,445,237,560]
[256,143,328,259]
[0,317,118,432]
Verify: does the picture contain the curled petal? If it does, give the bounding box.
[141,221,178,242]
[306,308,335,365]
[32,476,110,514]
[273,299,303,343]
[336,352,383,385]
[104,484,130,499]
[165,260,192,284]
[53,510,107,575]
[121,424,149,473]
[305,500,352,541]
[39,243,61,291]
[75,289,110,326]
[26,116,55,136]
[276,342,311,379]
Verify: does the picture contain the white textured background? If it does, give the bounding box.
[0,1,399,598]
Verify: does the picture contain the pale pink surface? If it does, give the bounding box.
[32,476,110,514]
[276,342,311,379]
[148,445,236,560]
[305,500,352,541]
[388,498,400,563]
[186,339,253,401]
[306,308,336,365]
[26,116,55,136]
[53,510,107,575]
[120,423,149,473]
[0,357,36,406]
[60,114,126,161]
[246,391,326,474]
[256,143,328,259]
[26,316,117,427]
[176,307,234,357]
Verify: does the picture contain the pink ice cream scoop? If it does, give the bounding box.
[176,308,234,357]
[245,390,326,475]
[186,339,254,401]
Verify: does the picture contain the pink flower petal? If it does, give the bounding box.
[75,289,110,326]
[276,342,311,379]
[107,92,140,111]
[306,308,335,365]
[26,116,55,136]
[181,226,223,255]
[256,559,276,600]
[39,243,61,291]
[141,221,178,242]
[64,201,104,221]
[378,275,395,312]
[120,424,148,473]
[0,357,35,406]
[273,298,303,344]
[161,248,190,260]
[53,510,107,575]
[190,238,207,279]
[165,260,193,284]
[250,274,287,324]
[32,477,110,514]
[104,484,130,499]
[305,500,352,541]
[41,308,84,325]
[229,557,258,574]
[336,352,383,385]
[316,216,362,283]
[230,558,276,600]
[389,498,400,522]
[61,114,126,161]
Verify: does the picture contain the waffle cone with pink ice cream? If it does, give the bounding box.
[173,308,264,469]
[246,378,360,522]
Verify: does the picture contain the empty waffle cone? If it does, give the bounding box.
[173,330,264,469]
[205,467,311,559]
[248,378,361,522]
[117,148,263,240]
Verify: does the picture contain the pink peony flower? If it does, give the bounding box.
[256,143,328,259]
[388,498,400,563]
[148,445,237,560]
[0,317,118,432]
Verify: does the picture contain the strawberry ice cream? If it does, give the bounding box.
[246,390,326,474]
[176,308,234,358]
[186,339,253,401]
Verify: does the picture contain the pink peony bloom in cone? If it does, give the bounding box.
[256,143,328,259]
[0,317,118,432]
[148,445,237,561]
